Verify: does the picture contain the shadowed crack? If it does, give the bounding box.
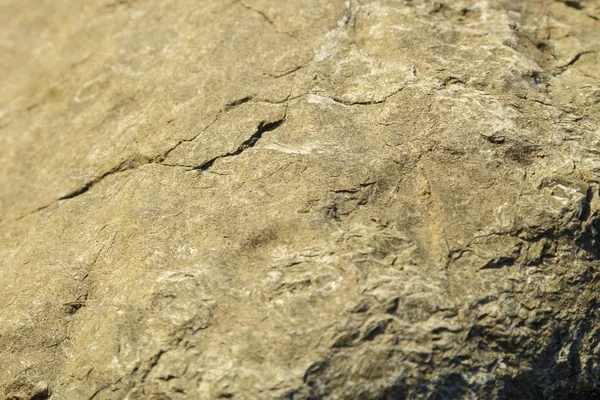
[562,0,584,10]
[12,96,293,221]
[553,51,595,77]
[563,51,591,68]
[58,159,141,200]
[14,160,148,220]
[14,154,185,221]
[160,96,295,167]
[191,115,287,172]
[224,95,254,111]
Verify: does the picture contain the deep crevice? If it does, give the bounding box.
[564,1,584,10]
[58,160,140,200]
[480,256,516,270]
[224,96,254,111]
[141,349,167,382]
[553,51,594,77]
[565,52,587,67]
[192,117,286,172]
[58,182,94,200]
[12,94,283,220]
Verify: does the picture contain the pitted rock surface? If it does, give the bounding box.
[1,0,599,399]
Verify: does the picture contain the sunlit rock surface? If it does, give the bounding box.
[1,0,599,399]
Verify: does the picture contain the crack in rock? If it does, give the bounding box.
[191,115,287,172]
[13,97,292,220]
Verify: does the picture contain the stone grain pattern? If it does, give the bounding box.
[1,0,599,399]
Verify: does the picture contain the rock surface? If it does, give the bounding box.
[1,0,600,399]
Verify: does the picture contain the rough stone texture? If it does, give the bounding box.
[1,0,599,399]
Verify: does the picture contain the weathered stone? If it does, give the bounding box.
[1,0,599,399]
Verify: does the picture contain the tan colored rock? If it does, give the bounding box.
[1,0,599,399]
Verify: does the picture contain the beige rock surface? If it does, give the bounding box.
[1,0,599,399]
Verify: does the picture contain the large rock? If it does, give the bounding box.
[1,0,599,399]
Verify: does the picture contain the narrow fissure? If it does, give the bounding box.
[13,99,289,220]
[58,161,139,200]
[192,117,286,172]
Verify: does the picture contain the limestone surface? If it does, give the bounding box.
[1,0,599,399]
